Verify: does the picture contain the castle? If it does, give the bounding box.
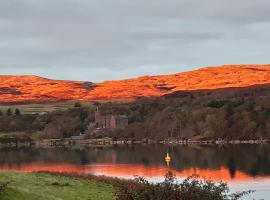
[88,108,128,130]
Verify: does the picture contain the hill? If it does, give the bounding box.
[1,64,270,104]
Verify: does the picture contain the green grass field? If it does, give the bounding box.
[0,171,116,200]
[0,101,94,114]
[0,99,133,115]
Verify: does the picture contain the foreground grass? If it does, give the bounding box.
[0,171,251,200]
[0,171,115,200]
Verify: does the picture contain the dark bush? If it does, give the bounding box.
[74,102,82,108]
[116,172,252,200]
[207,100,227,108]
[0,181,9,198]
[15,108,21,116]
[6,108,12,116]
[40,171,252,200]
[50,181,70,186]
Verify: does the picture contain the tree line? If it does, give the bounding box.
[1,85,270,140]
[0,108,21,116]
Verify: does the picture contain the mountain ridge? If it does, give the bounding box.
[1,64,270,104]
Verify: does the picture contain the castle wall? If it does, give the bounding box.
[91,111,128,130]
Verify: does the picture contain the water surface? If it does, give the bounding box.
[0,144,269,199]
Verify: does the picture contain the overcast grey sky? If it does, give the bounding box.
[0,0,269,82]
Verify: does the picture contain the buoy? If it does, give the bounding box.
[165,152,171,167]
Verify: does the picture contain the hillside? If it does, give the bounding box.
[1,64,270,104]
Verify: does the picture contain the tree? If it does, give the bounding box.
[80,110,88,122]
[15,108,21,116]
[6,108,12,116]
[0,110,3,116]
[74,102,82,108]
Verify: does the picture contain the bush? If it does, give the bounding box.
[207,100,227,108]
[0,181,9,198]
[6,108,12,116]
[15,108,21,116]
[74,102,82,108]
[39,172,253,200]
[116,172,252,200]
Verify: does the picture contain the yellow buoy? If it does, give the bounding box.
[165,152,171,167]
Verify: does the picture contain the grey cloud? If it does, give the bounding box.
[0,0,269,81]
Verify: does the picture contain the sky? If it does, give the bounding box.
[0,0,270,82]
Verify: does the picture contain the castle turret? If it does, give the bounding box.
[95,106,101,127]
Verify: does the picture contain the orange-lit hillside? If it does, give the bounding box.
[1,64,270,103]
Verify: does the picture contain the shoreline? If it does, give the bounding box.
[35,138,270,146]
[1,137,269,148]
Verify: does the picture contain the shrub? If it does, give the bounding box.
[74,102,82,108]
[116,172,252,200]
[50,181,70,186]
[0,181,9,198]
[39,172,253,200]
[6,108,12,116]
[207,100,227,108]
[15,108,21,116]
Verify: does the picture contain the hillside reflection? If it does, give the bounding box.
[0,144,270,181]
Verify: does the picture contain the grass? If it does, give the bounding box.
[0,171,116,200]
[0,99,134,114]
[0,171,252,200]
[0,101,93,114]
[38,172,252,200]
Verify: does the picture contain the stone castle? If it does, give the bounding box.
[88,108,128,130]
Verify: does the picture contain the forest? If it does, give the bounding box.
[1,84,270,141]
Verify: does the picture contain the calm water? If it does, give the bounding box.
[0,144,270,199]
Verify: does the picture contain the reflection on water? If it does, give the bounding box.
[0,144,270,199]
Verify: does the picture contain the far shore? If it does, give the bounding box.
[0,136,269,148]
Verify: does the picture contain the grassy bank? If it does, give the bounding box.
[0,171,252,200]
[0,171,115,200]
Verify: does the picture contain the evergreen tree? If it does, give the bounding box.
[6,108,12,116]
[15,108,21,116]
[74,102,82,108]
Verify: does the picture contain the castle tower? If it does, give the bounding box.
[95,106,101,127]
